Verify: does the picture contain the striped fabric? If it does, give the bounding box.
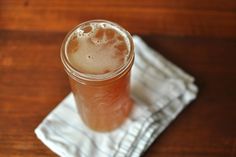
[35,36,198,157]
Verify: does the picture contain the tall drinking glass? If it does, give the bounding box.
[61,20,134,132]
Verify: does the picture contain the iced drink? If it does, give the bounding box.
[61,20,134,132]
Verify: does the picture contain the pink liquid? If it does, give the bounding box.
[64,21,134,131]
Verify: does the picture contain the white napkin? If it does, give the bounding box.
[35,36,198,157]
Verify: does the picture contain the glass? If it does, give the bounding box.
[60,20,134,132]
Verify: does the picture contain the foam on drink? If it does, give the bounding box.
[66,22,130,74]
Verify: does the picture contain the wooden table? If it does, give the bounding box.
[1,1,236,156]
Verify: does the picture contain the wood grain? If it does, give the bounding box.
[0,0,236,157]
[1,0,236,37]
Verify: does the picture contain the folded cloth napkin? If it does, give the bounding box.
[35,36,198,157]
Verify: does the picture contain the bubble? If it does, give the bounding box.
[95,28,105,39]
[102,23,107,28]
[87,55,94,59]
[104,28,115,40]
[93,39,101,45]
[67,35,79,53]
[81,25,92,33]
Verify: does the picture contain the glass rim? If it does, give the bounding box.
[60,19,134,82]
